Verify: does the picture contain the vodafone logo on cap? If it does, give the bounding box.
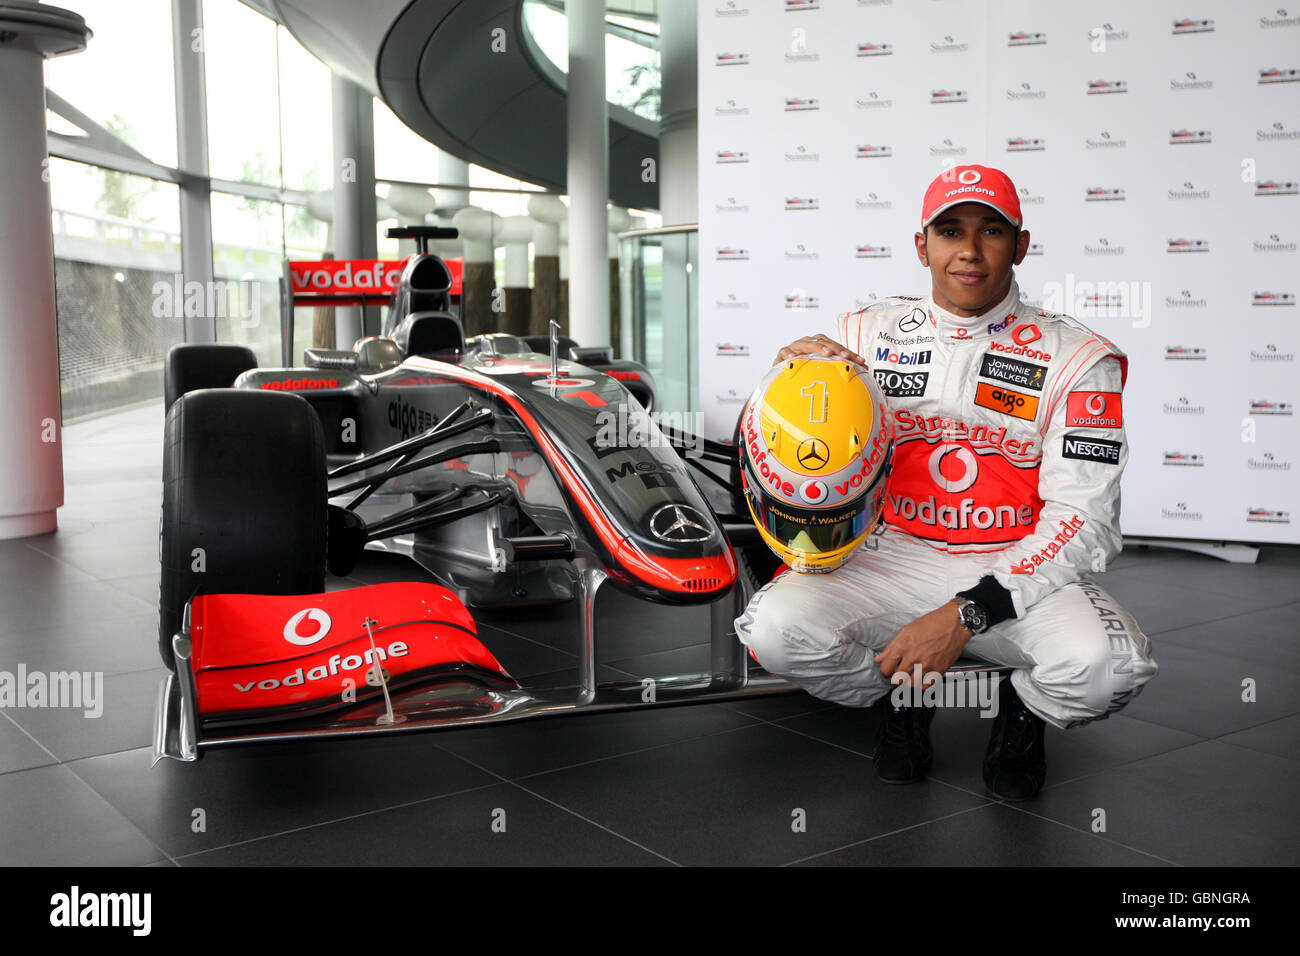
[799,479,829,503]
[928,444,978,493]
[958,169,982,185]
[284,608,332,646]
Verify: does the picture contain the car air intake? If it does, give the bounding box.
[680,577,724,592]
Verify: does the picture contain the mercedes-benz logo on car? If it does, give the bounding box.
[797,438,829,470]
[650,504,712,542]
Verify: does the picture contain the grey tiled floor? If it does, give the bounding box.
[1,403,1296,866]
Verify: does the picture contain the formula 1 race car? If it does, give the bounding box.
[152,227,794,762]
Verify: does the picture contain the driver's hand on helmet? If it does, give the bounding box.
[774,334,867,367]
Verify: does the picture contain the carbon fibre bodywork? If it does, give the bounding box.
[233,350,735,608]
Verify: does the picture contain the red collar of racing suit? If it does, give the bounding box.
[926,278,1022,341]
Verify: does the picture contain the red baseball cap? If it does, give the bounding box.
[921,165,1023,229]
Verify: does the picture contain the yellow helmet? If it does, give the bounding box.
[739,356,893,573]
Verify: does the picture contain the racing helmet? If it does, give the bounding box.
[739,356,892,573]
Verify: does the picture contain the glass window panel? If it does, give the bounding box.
[210,192,333,366]
[467,187,535,221]
[49,159,183,421]
[45,0,178,167]
[468,164,544,194]
[521,1,660,121]
[285,201,332,362]
[373,99,441,185]
[277,25,332,192]
[204,0,282,185]
[210,191,287,366]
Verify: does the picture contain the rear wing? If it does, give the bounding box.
[278,257,464,366]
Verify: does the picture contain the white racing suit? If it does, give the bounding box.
[735,280,1158,729]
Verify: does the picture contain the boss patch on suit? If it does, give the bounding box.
[1062,434,1122,464]
[974,382,1039,420]
[873,369,929,397]
[980,354,1047,391]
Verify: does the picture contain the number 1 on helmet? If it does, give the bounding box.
[800,380,828,423]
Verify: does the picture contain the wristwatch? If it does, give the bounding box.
[953,596,990,635]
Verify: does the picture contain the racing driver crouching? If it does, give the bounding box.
[734,165,1158,800]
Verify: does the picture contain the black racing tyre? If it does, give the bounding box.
[164,343,258,410]
[158,389,327,667]
[729,409,783,592]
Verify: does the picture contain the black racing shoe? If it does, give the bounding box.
[982,674,1047,800]
[873,695,937,784]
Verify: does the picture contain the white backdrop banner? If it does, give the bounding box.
[698,0,1299,544]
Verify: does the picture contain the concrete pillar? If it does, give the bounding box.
[387,184,435,257]
[331,74,377,346]
[657,0,698,226]
[452,206,502,338]
[375,196,396,233]
[565,0,609,349]
[528,195,565,336]
[0,4,88,538]
[435,152,469,260]
[498,215,533,336]
[172,0,214,343]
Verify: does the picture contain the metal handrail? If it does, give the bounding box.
[617,223,698,240]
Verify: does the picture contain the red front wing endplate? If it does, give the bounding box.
[187,582,514,724]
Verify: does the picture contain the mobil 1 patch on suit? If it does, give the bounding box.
[980,353,1047,391]
[1062,434,1122,464]
[873,369,929,397]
